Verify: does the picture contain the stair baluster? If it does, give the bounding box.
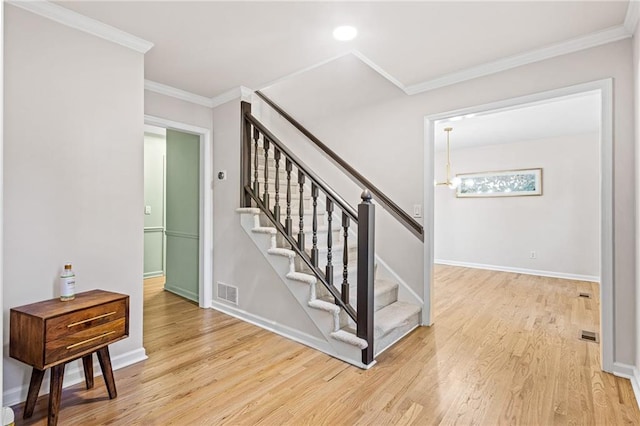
[285,159,293,236]
[263,137,270,208]
[253,127,260,197]
[311,183,319,267]
[342,212,350,305]
[297,171,306,251]
[273,148,281,222]
[326,198,334,287]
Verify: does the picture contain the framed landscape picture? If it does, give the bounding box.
[456,168,543,198]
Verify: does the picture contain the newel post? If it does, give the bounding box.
[357,189,375,365]
[240,101,252,207]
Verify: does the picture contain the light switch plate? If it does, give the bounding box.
[413,205,422,218]
[145,205,152,215]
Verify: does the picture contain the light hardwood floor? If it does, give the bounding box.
[13,266,640,425]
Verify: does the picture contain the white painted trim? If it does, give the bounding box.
[424,79,614,372]
[144,80,254,109]
[145,80,213,108]
[613,362,640,410]
[1,0,4,407]
[7,0,153,53]
[624,0,640,35]
[406,26,629,95]
[2,347,147,407]
[144,115,213,309]
[210,300,371,369]
[434,259,600,283]
[350,50,407,92]
[211,86,254,108]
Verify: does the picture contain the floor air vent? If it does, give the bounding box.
[580,330,599,343]
[578,292,592,299]
[217,282,238,305]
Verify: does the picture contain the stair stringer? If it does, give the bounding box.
[237,208,373,369]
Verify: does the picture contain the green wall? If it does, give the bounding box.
[144,132,166,277]
[165,129,200,302]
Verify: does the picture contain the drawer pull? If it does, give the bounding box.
[66,331,116,350]
[67,311,116,328]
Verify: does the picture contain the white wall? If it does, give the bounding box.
[3,6,145,404]
[435,133,599,279]
[263,39,635,364]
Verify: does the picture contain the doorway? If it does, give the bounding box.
[424,79,613,372]
[143,115,213,308]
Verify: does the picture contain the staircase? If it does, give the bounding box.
[236,98,423,368]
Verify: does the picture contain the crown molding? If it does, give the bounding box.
[145,80,254,109]
[144,80,214,108]
[211,86,254,108]
[7,0,153,53]
[624,0,640,34]
[404,25,630,95]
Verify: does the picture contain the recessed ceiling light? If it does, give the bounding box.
[333,26,358,41]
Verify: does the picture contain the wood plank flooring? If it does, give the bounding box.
[12,266,640,425]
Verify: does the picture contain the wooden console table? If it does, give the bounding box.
[10,290,129,426]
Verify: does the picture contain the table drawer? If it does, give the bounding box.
[46,300,127,342]
[45,317,126,365]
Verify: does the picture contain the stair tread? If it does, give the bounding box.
[375,301,421,338]
[319,279,398,305]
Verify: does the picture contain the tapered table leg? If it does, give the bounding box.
[23,368,45,418]
[96,347,117,399]
[82,355,94,389]
[48,364,65,426]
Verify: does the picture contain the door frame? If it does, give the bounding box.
[423,78,613,372]
[144,115,213,309]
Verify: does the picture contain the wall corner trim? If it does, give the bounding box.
[612,362,640,410]
[211,86,254,108]
[624,0,640,35]
[7,0,153,53]
[145,80,214,108]
[144,80,254,109]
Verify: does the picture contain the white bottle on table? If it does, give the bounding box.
[59,263,75,301]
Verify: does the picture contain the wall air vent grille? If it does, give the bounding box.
[217,282,238,305]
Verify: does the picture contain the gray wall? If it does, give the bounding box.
[144,133,166,277]
[3,5,145,402]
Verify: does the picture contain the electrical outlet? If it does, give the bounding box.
[530,251,537,259]
[145,205,152,215]
[413,204,422,218]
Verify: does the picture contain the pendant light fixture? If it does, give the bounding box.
[435,127,461,189]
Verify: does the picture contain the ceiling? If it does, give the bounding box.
[55,1,630,99]
[433,91,601,151]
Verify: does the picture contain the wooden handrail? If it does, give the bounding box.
[255,91,424,242]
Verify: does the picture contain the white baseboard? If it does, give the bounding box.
[209,300,369,369]
[3,347,147,407]
[613,362,640,409]
[434,259,600,283]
